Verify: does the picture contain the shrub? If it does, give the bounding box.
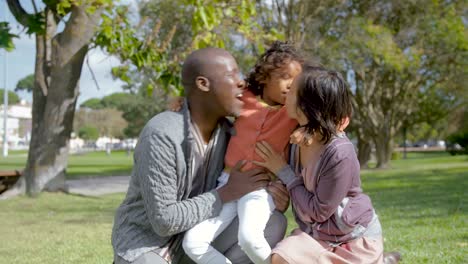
[391,151,402,160]
[446,131,468,155]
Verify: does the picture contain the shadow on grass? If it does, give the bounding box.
[66,168,132,179]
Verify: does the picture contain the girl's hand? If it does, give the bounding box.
[290,127,314,146]
[253,141,287,175]
[166,96,184,112]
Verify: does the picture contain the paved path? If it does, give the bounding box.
[66,176,130,196]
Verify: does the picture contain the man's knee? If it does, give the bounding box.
[114,251,168,264]
[264,210,287,247]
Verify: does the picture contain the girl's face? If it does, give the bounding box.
[261,60,302,106]
[286,76,308,125]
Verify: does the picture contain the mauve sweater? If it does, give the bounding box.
[277,136,377,243]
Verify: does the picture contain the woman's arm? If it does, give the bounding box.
[254,141,355,223]
[282,157,354,223]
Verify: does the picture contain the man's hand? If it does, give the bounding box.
[217,160,270,203]
[267,180,290,213]
[253,141,288,175]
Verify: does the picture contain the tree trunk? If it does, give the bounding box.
[24,51,87,195]
[374,134,393,169]
[357,136,372,169]
[1,5,103,198]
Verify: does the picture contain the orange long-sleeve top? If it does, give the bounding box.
[224,90,298,171]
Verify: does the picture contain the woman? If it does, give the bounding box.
[254,65,385,264]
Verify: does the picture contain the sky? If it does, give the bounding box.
[1,0,139,105]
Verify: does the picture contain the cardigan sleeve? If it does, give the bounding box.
[136,132,223,237]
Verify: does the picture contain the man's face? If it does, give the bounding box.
[209,55,245,117]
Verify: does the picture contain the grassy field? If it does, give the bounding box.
[0,152,466,263]
[0,150,133,179]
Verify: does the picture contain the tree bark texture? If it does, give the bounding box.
[4,2,103,197]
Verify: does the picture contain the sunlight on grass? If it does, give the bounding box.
[0,193,124,264]
[0,153,466,263]
[284,153,468,263]
[0,151,133,178]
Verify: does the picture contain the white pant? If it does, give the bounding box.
[183,172,275,264]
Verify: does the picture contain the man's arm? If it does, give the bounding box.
[137,132,223,237]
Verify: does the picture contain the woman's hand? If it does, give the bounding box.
[253,141,288,175]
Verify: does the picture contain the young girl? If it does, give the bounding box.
[254,65,384,263]
[182,41,303,264]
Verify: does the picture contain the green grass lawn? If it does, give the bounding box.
[0,150,133,179]
[0,152,466,263]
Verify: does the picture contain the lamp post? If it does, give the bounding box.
[2,4,9,157]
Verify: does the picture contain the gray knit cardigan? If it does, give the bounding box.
[111,103,232,262]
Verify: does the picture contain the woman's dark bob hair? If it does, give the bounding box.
[295,65,353,144]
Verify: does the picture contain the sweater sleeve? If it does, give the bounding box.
[136,132,223,237]
[293,154,354,223]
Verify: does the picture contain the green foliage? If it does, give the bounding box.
[96,5,183,96]
[74,108,128,139]
[99,0,283,97]
[15,74,34,93]
[0,22,18,51]
[100,92,135,111]
[81,93,136,111]
[391,151,401,160]
[288,0,467,167]
[446,131,468,155]
[0,89,20,105]
[78,91,162,138]
[80,98,104,109]
[24,12,46,35]
[121,96,162,138]
[188,0,283,51]
[78,125,99,140]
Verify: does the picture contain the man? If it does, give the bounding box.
[112,48,289,264]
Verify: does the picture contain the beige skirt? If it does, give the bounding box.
[271,229,384,264]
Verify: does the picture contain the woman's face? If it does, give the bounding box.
[285,76,307,125]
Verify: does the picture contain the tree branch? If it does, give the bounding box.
[31,0,38,13]
[86,55,101,91]
[54,5,104,65]
[7,0,35,27]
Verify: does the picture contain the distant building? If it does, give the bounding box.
[0,100,32,149]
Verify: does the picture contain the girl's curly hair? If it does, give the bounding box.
[245,41,304,95]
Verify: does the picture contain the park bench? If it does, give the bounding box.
[0,170,22,194]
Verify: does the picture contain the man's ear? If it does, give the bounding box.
[195,76,210,92]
